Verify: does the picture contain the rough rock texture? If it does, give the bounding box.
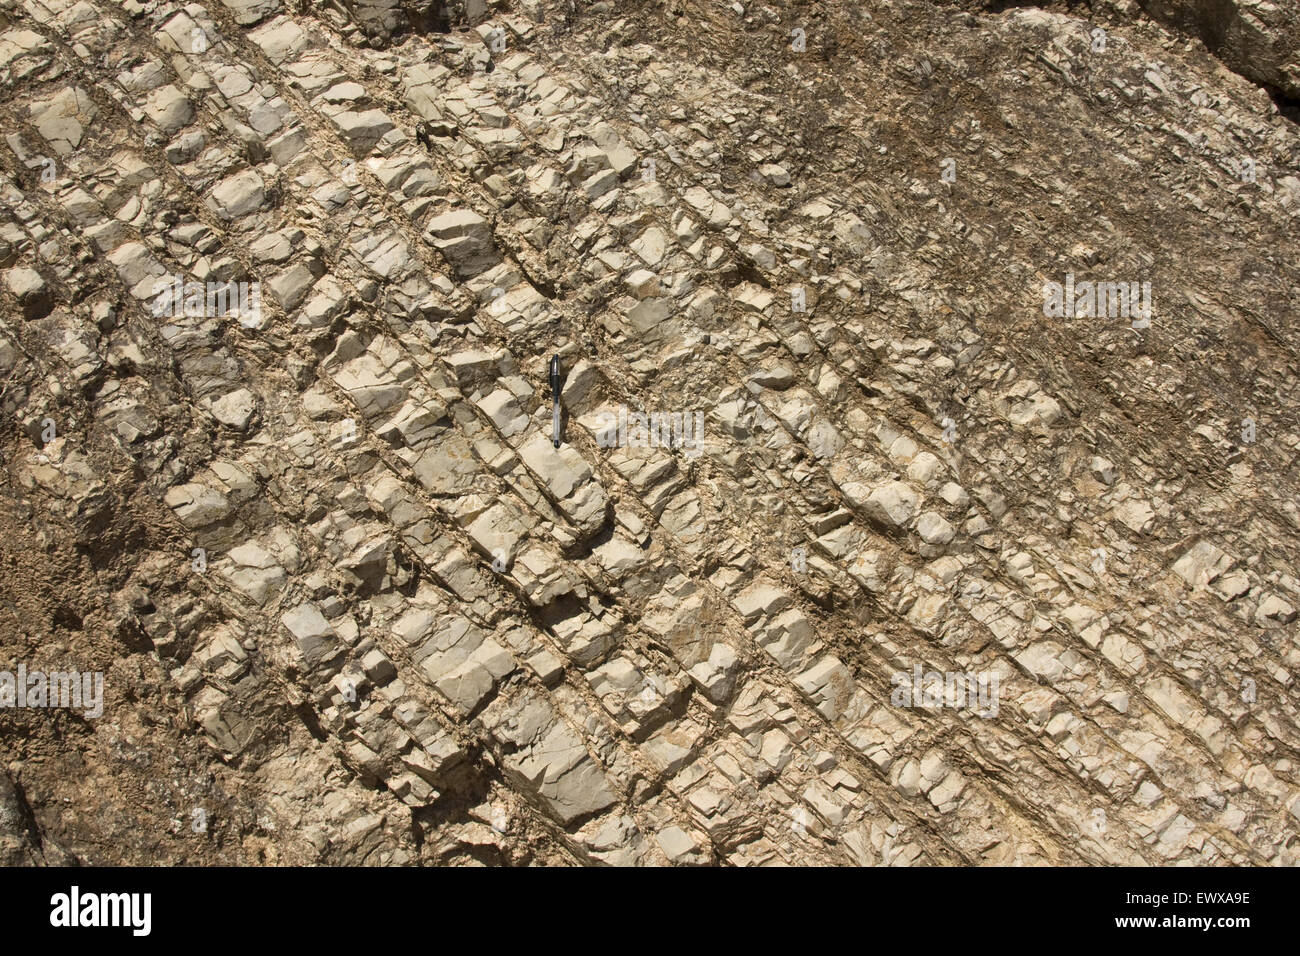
[1137,0,1300,101]
[0,0,1298,866]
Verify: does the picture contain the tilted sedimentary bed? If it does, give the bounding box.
[1,0,1298,865]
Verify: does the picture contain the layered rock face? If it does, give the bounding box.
[1,0,1298,866]
[1136,0,1300,101]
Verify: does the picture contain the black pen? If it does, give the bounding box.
[549,354,562,448]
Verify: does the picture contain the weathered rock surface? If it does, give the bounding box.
[0,0,1297,868]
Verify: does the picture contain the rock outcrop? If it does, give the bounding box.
[0,0,1297,866]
